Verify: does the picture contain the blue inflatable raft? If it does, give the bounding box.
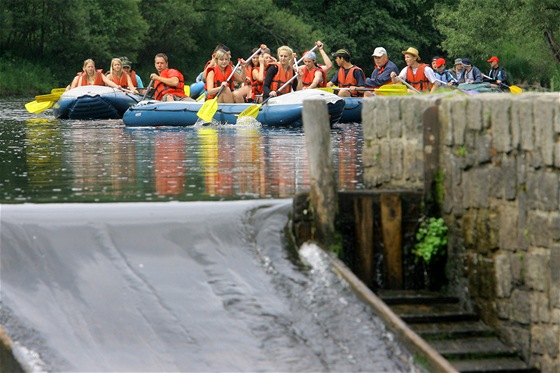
[123,89,346,127]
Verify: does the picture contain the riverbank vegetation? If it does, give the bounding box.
[1,0,559,96]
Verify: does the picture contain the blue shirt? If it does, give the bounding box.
[365,60,398,87]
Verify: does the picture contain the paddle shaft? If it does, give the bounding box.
[481,73,518,90]
[142,79,154,101]
[435,78,468,94]
[397,76,421,93]
[212,47,264,99]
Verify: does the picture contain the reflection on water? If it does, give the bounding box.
[0,99,363,203]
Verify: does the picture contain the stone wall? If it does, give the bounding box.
[361,93,560,372]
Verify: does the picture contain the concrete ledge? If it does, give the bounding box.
[328,254,459,373]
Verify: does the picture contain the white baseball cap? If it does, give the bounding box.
[372,47,387,57]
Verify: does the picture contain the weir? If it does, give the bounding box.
[300,93,560,372]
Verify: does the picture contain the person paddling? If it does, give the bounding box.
[68,59,119,91]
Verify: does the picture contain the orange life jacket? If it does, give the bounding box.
[247,65,264,99]
[336,66,365,97]
[129,70,138,87]
[301,66,327,88]
[77,70,105,86]
[405,63,432,92]
[107,72,129,88]
[153,68,185,101]
[269,63,295,94]
[205,65,235,99]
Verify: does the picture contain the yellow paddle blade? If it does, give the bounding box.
[238,104,262,119]
[196,93,206,102]
[509,85,523,94]
[374,84,409,96]
[25,100,54,114]
[184,85,190,97]
[35,93,60,102]
[51,88,66,94]
[316,87,336,94]
[196,97,218,122]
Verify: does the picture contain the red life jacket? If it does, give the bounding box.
[129,70,138,87]
[77,70,105,86]
[336,66,365,97]
[405,63,432,92]
[301,66,327,88]
[269,63,294,94]
[153,68,185,101]
[205,65,235,99]
[107,72,129,88]
[247,65,263,99]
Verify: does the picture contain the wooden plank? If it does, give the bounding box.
[381,193,403,288]
[353,196,374,287]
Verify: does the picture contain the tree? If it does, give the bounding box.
[434,0,559,86]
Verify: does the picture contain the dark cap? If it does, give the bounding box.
[332,48,351,59]
[120,56,132,67]
[462,58,471,67]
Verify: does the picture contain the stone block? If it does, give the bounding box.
[527,171,559,211]
[525,249,550,292]
[527,210,551,248]
[517,98,535,151]
[531,290,551,323]
[488,97,512,153]
[453,100,467,146]
[380,140,391,183]
[534,98,556,166]
[388,99,403,138]
[551,245,560,309]
[375,99,391,138]
[495,253,513,298]
[390,140,403,179]
[499,204,519,250]
[511,251,524,286]
[403,140,418,182]
[544,325,559,359]
[439,100,454,146]
[532,324,546,355]
[477,133,492,164]
[502,156,517,200]
[555,141,560,168]
[512,289,531,325]
[466,98,483,131]
[488,164,504,200]
[495,299,511,320]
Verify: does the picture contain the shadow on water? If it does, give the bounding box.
[0,99,420,372]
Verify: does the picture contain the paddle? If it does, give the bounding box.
[26,88,66,113]
[237,45,318,119]
[434,79,468,94]
[317,86,389,93]
[481,74,522,94]
[142,79,154,101]
[197,47,264,122]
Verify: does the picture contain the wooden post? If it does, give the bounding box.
[353,196,374,287]
[381,193,403,288]
[302,99,337,244]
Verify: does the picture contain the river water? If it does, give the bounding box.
[0,98,420,372]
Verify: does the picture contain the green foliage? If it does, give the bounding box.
[0,57,59,95]
[413,217,448,264]
[1,0,559,94]
[434,0,560,85]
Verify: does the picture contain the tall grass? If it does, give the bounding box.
[0,57,62,96]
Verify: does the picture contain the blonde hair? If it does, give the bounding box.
[277,46,294,58]
[213,49,230,63]
[82,58,95,69]
[109,57,123,76]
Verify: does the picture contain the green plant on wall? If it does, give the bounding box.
[413,217,448,264]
